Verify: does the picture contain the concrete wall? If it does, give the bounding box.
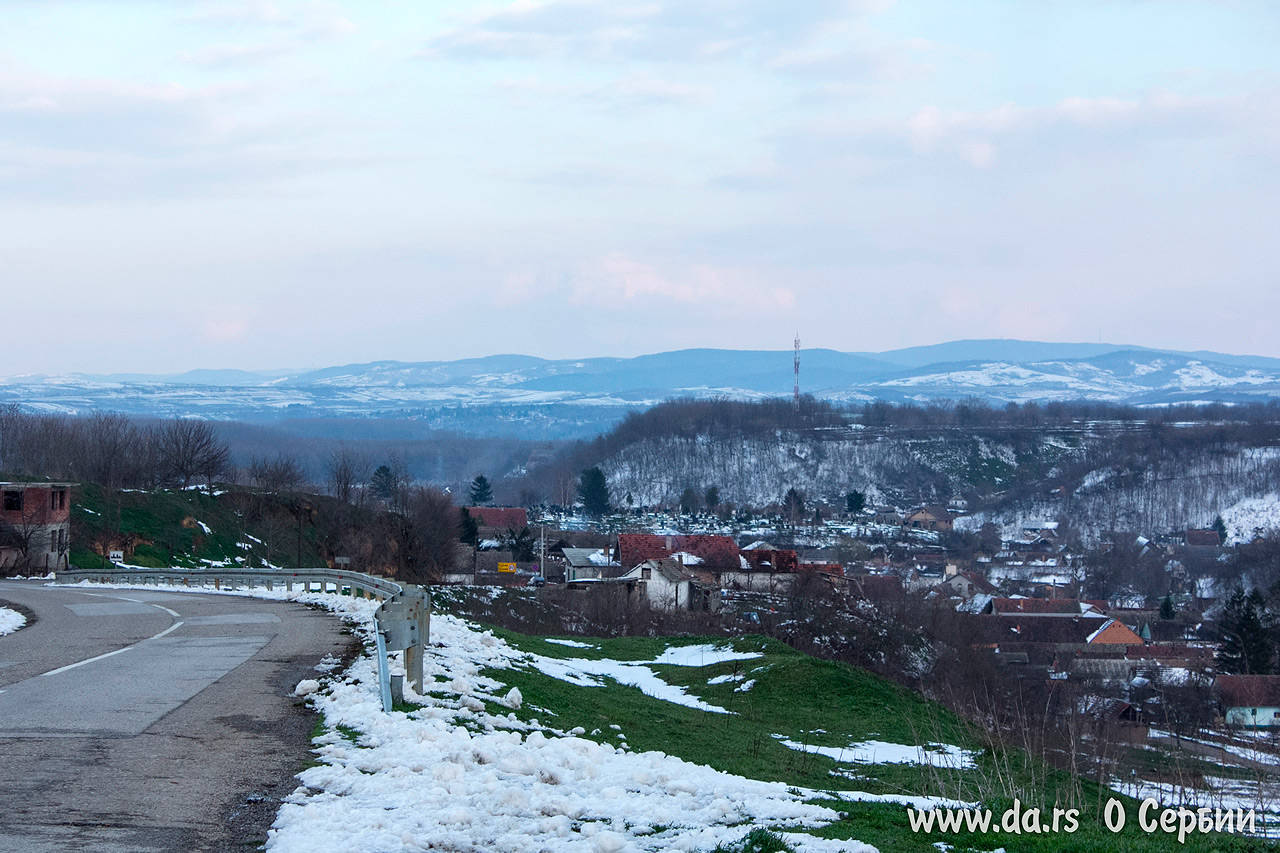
[1226,706,1280,728]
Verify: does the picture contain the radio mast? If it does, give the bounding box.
[793,333,800,410]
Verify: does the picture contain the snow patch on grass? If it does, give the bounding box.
[775,736,978,770]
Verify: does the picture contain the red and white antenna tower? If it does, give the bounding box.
[793,333,800,410]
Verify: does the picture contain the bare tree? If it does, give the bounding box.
[248,453,307,493]
[402,486,459,583]
[80,412,137,488]
[157,420,230,491]
[0,403,21,472]
[326,445,370,506]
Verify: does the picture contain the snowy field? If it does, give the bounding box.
[53,581,919,852]
[0,606,26,635]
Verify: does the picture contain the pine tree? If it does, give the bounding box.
[845,490,866,514]
[1160,594,1176,620]
[370,465,396,501]
[458,507,479,546]
[704,485,720,510]
[469,474,493,506]
[577,467,611,517]
[1218,588,1274,674]
[1212,515,1228,543]
[783,487,805,525]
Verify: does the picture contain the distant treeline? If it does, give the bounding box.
[859,398,1280,428]
[0,406,229,490]
[0,406,552,496]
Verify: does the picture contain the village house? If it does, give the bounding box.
[1184,528,1224,549]
[903,505,953,532]
[616,533,740,571]
[618,558,720,613]
[0,482,74,573]
[1217,675,1280,728]
[942,567,998,600]
[561,547,619,581]
[1084,619,1145,645]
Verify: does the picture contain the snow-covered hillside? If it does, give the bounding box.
[601,430,1079,508]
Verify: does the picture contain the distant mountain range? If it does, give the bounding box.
[6,340,1280,437]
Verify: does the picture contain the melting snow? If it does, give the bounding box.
[775,737,978,770]
[545,638,596,649]
[0,607,26,635]
[526,647,762,715]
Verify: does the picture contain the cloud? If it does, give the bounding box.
[201,313,252,343]
[0,60,372,201]
[422,0,885,64]
[893,90,1276,164]
[495,71,711,109]
[177,41,293,66]
[570,253,796,313]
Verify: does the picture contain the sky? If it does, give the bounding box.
[2,0,1278,375]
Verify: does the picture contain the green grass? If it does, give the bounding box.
[68,482,325,570]
[473,629,989,800]
[453,617,1278,852]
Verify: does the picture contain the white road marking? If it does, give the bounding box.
[41,621,186,677]
[73,591,181,617]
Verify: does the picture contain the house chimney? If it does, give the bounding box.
[945,563,959,578]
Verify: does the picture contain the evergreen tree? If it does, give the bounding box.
[1160,594,1176,620]
[1212,515,1228,543]
[845,490,866,515]
[679,487,700,515]
[783,487,805,525]
[469,474,494,506]
[577,467,611,517]
[370,465,396,501]
[501,527,536,562]
[458,507,479,546]
[1218,588,1274,674]
[704,485,720,510]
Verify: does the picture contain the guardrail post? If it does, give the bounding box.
[402,585,430,693]
[375,629,393,712]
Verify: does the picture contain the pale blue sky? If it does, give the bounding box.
[2,0,1278,374]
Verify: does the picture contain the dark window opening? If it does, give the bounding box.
[52,490,67,510]
[3,490,23,512]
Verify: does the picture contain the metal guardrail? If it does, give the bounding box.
[54,567,430,712]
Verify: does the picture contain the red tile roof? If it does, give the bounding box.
[1186,529,1223,547]
[1217,675,1280,708]
[618,533,743,570]
[464,507,528,530]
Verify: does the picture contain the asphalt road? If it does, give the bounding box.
[0,581,356,852]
